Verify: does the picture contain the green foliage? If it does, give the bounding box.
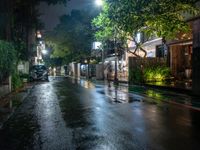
[129,65,171,84]
[108,0,199,38]
[14,40,27,61]
[45,10,97,64]
[92,3,115,42]
[19,73,29,79]
[12,72,23,90]
[129,58,171,84]
[93,0,200,48]
[143,66,171,82]
[129,67,144,84]
[0,40,17,80]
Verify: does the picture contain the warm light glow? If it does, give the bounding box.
[36,31,42,38]
[95,0,103,6]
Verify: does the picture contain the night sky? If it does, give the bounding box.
[39,0,94,31]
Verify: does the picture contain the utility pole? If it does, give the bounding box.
[101,48,104,80]
[114,27,118,84]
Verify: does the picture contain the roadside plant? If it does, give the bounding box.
[129,63,171,84]
[143,66,171,82]
[93,0,200,57]
[129,67,144,84]
[0,40,17,82]
[12,72,23,90]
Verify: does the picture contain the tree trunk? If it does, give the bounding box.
[162,37,170,67]
[5,0,13,41]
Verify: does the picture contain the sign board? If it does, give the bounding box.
[92,42,102,50]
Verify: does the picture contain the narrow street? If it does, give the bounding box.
[0,77,200,150]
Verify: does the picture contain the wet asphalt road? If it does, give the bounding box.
[0,77,200,150]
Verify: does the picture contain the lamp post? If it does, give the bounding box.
[94,1,104,80]
[95,0,103,6]
[97,44,104,80]
[114,26,118,84]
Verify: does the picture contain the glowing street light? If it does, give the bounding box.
[95,0,103,6]
[36,31,42,38]
[42,49,48,55]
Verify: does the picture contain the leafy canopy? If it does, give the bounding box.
[46,10,97,64]
[93,0,200,41]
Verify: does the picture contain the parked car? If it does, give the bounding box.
[29,65,49,81]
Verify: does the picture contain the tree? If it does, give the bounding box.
[45,9,98,65]
[1,0,70,62]
[12,0,69,61]
[0,0,69,88]
[0,41,16,82]
[93,0,200,57]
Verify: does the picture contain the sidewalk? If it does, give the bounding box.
[0,83,33,128]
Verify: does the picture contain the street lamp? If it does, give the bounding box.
[95,0,103,6]
[36,31,42,39]
[114,26,118,84]
[42,49,48,55]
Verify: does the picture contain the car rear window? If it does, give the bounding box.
[32,65,47,70]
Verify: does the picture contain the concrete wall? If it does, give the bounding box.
[69,62,79,77]
[77,63,81,78]
[96,64,104,80]
[17,61,29,74]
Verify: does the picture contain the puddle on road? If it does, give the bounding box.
[79,80,95,89]
[97,91,105,95]
[66,78,200,110]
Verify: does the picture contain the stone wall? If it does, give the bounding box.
[96,64,104,80]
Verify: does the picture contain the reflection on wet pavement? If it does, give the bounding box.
[0,77,200,150]
[0,87,32,128]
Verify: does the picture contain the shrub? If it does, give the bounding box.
[0,40,17,81]
[19,73,29,79]
[19,73,29,82]
[12,72,23,90]
[143,66,171,82]
[129,67,144,84]
[129,65,171,84]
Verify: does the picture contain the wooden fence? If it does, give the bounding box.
[129,57,166,69]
